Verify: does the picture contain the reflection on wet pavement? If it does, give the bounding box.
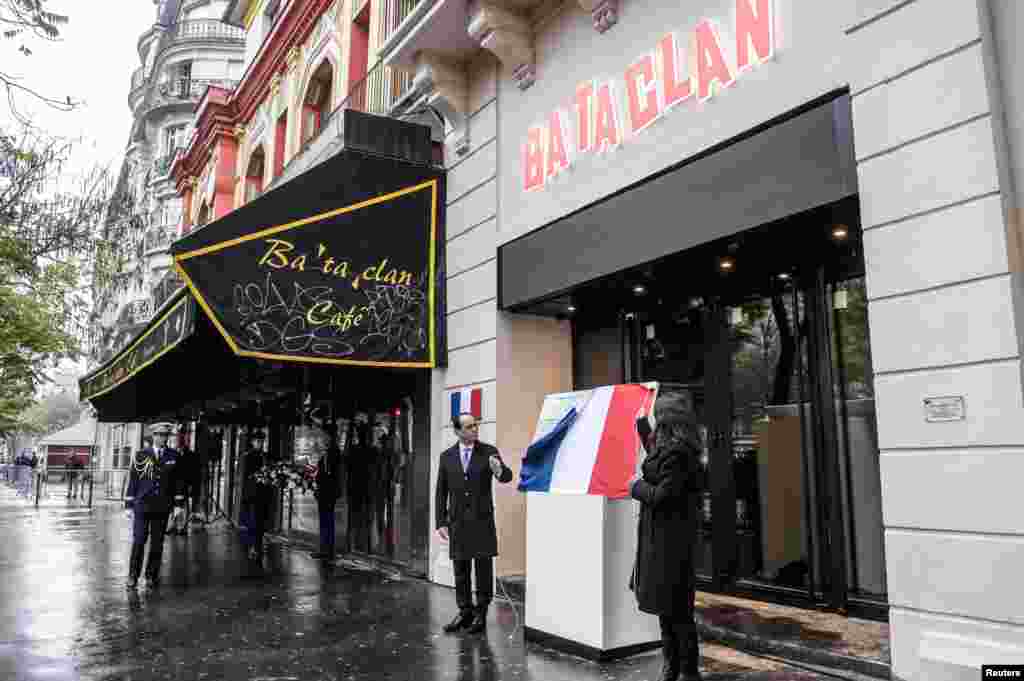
[696,592,890,664]
[0,485,839,680]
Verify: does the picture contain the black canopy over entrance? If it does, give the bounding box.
[172,147,446,370]
[82,139,446,423]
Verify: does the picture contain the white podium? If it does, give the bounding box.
[524,491,662,660]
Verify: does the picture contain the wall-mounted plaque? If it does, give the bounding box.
[923,396,965,423]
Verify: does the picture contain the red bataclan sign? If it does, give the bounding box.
[523,0,775,192]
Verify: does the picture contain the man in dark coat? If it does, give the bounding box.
[125,424,183,588]
[311,426,342,560]
[629,396,704,681]
[435,411,513,635]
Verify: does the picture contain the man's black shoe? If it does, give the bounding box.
[443,611,474,633]
[466,611,487,634]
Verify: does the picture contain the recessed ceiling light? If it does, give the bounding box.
[777,272,791,280]
[567,305,577,313]
[632,284,647,295]
[718,256,736,272]
[831,224,850,240]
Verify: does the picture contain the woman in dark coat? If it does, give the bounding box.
[629,392,704,681]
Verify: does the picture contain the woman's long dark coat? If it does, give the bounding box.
[629,441,702,618]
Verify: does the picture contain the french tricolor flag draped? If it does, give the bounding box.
[518,384,657,499]
[451,387,483,421]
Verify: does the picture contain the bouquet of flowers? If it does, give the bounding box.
[253,460,318,495]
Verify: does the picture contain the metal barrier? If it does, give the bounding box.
[15,467,130,504]
[1,464,37,498]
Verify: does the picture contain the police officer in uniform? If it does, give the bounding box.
[435,412,513,634]
[125,423,182,588]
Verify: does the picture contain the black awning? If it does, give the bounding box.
[81,288,196,404]
[83,141,446,422]
[170,146,447,370]
[80,289,243,422]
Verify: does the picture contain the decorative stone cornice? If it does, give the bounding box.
[285,45,302,70]
[411,51,470,156]
[468,2,535,90]
[578,0,619,33]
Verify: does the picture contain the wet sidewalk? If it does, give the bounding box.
[0,484,865,681]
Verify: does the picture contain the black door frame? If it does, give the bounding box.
[801,265,850,610]
[622,270,866,615]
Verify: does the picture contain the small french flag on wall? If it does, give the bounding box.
[451,387,483,421]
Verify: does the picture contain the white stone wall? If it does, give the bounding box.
[848,1,1024,679]
[428,57,501,587]
[454,0,1024,676]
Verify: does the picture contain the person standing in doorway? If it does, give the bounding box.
[125,424,182,588]
[240,430,272,561]
[435,412,513,635]
[311,425,342,560]
[66,453,80,499]
[628,392,704,681]
[170,427,200,536]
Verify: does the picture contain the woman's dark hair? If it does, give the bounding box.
[652,392,701,453]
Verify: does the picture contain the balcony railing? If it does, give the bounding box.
[152,148,184,177]
[152,268,184,312]
[380,0,422,45]
[115,299,151,328]
[130,299,153,325]
[156,78,238,102]
[172,19,245,44]
[294,59,413,160]
[144,226,177,253]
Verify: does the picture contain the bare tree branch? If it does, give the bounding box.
[1,0,76,122]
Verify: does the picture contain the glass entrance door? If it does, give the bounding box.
[640,286,826,601]
[565,197,886,615]
[633,269,886,612]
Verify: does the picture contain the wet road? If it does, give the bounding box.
[0,484,840,681]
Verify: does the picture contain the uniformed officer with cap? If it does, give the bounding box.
[125,422,183,588]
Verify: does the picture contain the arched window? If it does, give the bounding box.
[301,61,334,146]
[244,147,266,204]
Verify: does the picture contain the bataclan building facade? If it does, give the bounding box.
[378,0,1024,679]
[79,0,1024,679]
